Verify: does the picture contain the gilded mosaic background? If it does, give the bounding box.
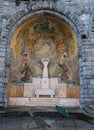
[9,16,79,86]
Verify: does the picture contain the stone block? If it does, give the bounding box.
[49,78,58,89]
[41,78,49,89]
[59,98,80,107]
[8,98,29,106]
[0,62,5,67]
[28,98,59,106]
[0,57,5,62]
[24,83,35,97]
[56,84,66,97]
[0,52,6,57]
[32,78,41,89]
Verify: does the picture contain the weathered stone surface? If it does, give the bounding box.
[0,0,94,111]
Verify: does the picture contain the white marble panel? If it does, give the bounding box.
[32,78,41,89]
[59,98,80,107]
[9,98,29,106]
[24,83,35,97]
[49,78,58,89]
[56,84,66,97]
[41,78,49,89]
[8,97,80,107]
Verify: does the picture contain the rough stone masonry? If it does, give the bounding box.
[0,0,94,112]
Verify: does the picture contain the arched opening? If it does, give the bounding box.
[7,15,80,107]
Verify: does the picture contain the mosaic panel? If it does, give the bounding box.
[9,16,79,86]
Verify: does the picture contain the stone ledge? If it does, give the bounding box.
[8,97,79,107]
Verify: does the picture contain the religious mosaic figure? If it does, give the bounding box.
[9,16,79,86]
[58,63,68,81]
[21,62,32,82]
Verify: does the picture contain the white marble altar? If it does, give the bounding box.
[24,58,66,99]
[34,58,55,97]
[9,57,78,107]
[10,67,78,107]
[24,78,67,98]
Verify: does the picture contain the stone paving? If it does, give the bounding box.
[0,116,94,130]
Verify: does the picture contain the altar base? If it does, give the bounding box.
[8,97,79,107]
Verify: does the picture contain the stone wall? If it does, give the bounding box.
[0,0,94,109]
[0,0,4,107]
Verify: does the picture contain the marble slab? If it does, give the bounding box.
[8,97,79,107]
[49,78,58,89]
[9,98,29,106]
[24,83,35,97]
[56,83,66,97]
[59,98,80,107]
[32,78,41,89]
[41,78,49,89]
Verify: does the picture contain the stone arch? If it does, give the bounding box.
[2,9,87,43]
[75,6,93,16]
[1,8,86,107]
[2,9,87,60]
[90,12,94,36]
[75,6,93,36]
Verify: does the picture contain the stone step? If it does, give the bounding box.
[28,98,59,106]
[8,97,79,107]
[88,105,94,110]
[84,107,94,115]
[83,111,94,120]
[27,103,57,106]
[29,98,58,101]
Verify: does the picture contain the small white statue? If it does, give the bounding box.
[41,58,49,78]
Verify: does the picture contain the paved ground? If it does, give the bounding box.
[0,116,94,130]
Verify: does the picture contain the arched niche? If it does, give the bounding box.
[8,15,80,105]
